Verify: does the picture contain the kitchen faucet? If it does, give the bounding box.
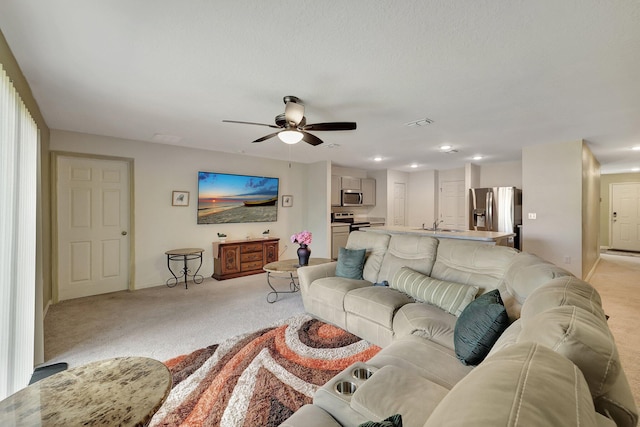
[433,219,444,230]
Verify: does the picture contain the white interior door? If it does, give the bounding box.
[440,180,466,230]
[393,182,406,226]
[57,156,130,301]
[611,182,640,251]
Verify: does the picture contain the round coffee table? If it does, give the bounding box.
[0,357,172,426]
[263,258,333,303]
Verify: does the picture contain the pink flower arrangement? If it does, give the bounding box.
[291,230,312,246]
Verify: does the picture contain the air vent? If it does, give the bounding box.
[405,118,434,127]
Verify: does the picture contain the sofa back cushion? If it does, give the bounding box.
[424,342,601,427]
[521,276,606,321]
[345,231,391,283]
[519,305,620,398]
[391,267,478,316]
[503,252,572,304]
[377,234,439,282]
[430,239,518,294]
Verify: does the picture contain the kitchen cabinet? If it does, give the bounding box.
[341,176,361,190]
[331,224,350,259]
[361,178,376,205]
[331,175,341,206]
[212,238,279,280]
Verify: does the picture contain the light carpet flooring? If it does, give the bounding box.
[44,254,639,407]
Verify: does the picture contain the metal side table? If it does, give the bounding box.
[165,247,204,289]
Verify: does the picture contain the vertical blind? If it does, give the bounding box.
[0,64,38,400]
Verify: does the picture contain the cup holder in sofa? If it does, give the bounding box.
[334,381,358,395]
[351,367,374,380]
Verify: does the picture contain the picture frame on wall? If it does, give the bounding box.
[282,195,293,207]
[172,191,190,206]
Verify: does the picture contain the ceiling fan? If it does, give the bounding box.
[223,96,357,146]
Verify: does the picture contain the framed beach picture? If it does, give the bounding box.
[172,191,190,206]
[282,195,293,207]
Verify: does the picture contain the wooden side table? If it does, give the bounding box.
[0,357,172,426]
[263,258,333,303]
[165,248,204,289]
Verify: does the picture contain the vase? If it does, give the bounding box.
[297,244,311,266]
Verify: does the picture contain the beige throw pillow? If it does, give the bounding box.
[392,266,478,316]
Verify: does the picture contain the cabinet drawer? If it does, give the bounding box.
[242,243,263,253]
[241,252,263,263]
[241,260,263,271]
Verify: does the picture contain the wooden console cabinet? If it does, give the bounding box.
[212,238,279,280]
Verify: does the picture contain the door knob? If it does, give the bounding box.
[121,231,128,236]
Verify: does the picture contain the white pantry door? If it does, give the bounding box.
[393,182,406,226]
[57,156,130,301]
[440,180,466,230]
[611,182,640,252]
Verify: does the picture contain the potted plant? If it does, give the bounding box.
[262,229,270,239]
[217,232,227,243]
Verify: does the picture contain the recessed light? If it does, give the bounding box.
[410,163,418,168]
[374,156,383,162]
[632,167,640,172]
[472,155,483,161]
[440,145,452,151]
[633,146,640,151]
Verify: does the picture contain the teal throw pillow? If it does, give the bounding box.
[358,414,403,427]
[335,247,366,280]
[454,289,509,366]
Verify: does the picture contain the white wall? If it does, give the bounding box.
[50,130,310,289]
[306,161,332,258]
[582,145,600,279]
[408,170,438,227]
[522,140,583,277]
[479,161,523,188]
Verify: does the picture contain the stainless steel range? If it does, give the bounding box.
[332,212,371,232]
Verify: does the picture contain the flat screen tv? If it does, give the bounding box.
[197,171,279,224]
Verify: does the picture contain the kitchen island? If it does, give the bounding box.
[365,226,516,246]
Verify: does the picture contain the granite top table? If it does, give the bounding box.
[0,357,172,426]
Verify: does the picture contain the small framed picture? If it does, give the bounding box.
[282,195,293,207]
[172,191,190,206]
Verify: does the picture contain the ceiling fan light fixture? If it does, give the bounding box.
[278,130,303,144]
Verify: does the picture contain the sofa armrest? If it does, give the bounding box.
[298,262,338,295]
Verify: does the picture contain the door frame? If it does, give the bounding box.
[51,151,135,303]
[609,182,640,251]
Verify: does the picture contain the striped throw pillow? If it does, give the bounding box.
[392,266,479,316]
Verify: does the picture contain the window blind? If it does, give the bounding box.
[0,64,38,400]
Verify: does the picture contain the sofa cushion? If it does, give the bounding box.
[279,404,342,427]
[336,247,367,279]
[454,289,509,366]
[368,335,473,390]
[391,267,478,316]
[430,239,518,294]
[392,303,457,350]
[424,342,600,427]
[309,276,371,309]
[502,252,572,304]
[344,287,413,329]
[345,231,390,284]
[521,276,606,321]
[351,365,448,427]
[376,234,439,282]
[519,305,620,398]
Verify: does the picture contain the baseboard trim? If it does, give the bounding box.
[43,299,52,318]
[585,257,601,282]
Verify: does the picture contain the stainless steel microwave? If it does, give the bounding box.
[341,190,363,206]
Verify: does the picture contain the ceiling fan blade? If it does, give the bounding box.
[302,122,357,131]
[301,131,323,146]
[284,101,305,126]
[253,132,280,143]
[223,120,280,129]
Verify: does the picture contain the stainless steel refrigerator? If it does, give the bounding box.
[469,187,522,248]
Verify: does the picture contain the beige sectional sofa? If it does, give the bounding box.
[281,231,638,427]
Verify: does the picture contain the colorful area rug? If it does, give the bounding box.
[149,314,381,427]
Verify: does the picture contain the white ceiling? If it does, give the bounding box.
[1,1,639,173]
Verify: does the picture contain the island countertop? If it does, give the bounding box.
[365,226,515,244]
